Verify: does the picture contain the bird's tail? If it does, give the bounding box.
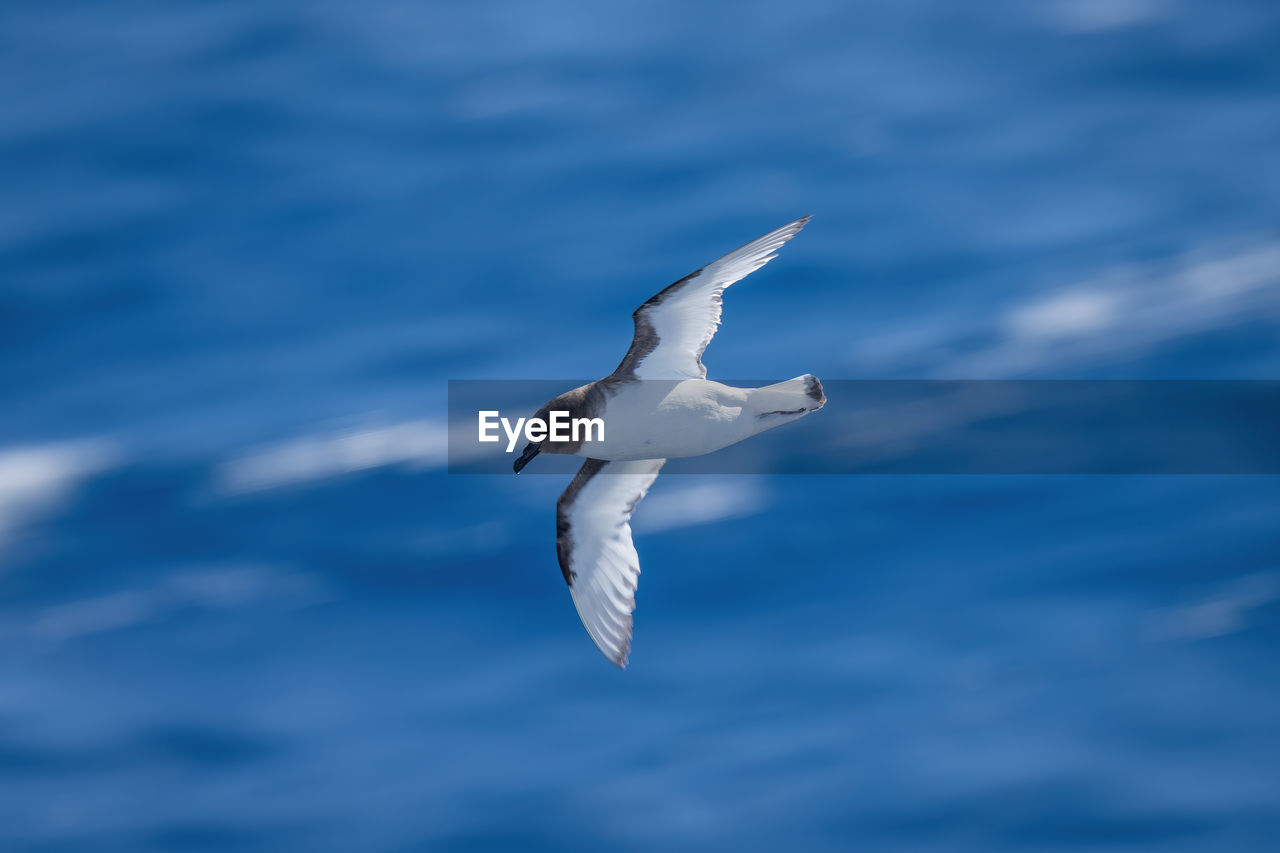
[747,374,826,417]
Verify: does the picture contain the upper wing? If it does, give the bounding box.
[614,216,810,380]
[556,458,665,667]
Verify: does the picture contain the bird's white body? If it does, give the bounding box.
[583,376,823,461]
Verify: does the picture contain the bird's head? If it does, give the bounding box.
[512,383,600,473]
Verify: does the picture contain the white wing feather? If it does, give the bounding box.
[615,216,810,380]
[556,458,665,667]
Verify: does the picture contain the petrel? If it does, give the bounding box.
[515,217,824,667]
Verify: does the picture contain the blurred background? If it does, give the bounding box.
[2,0,1279,850]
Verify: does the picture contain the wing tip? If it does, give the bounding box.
[614,632,632,668]
[784,214,812,234]
[602,625,633,669]
[766,215,811,246]
[592,630,631,669]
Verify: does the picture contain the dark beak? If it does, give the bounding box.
[513,442,541,473]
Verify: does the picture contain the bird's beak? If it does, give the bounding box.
[513,441,541,473]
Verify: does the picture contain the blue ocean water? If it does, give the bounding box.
[2,1,1279,850]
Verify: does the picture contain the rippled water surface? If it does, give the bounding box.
[2,1,1279,850]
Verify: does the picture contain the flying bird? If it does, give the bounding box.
[515,217,824,667]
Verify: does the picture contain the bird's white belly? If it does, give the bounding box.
[577,379,811,461]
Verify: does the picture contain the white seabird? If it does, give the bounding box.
[514,216,824,667]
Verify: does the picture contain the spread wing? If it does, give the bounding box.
[556,458,665,667]
[614,216,810,380]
